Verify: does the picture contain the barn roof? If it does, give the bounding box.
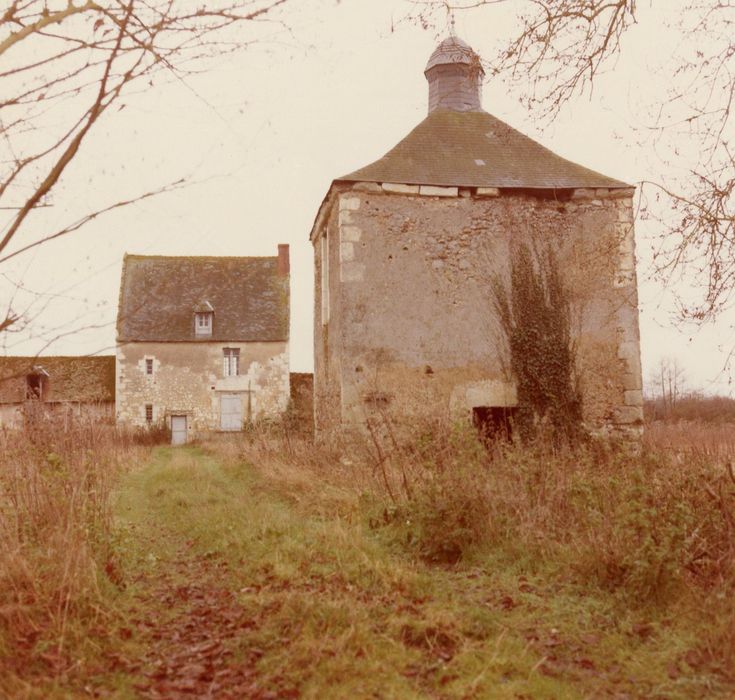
[338,108,629,190]
[0,355,115,404]
[117,255,289,343]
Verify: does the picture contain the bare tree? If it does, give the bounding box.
[0,0,290,336]
[406,1,734,329]
[648,355,687,417]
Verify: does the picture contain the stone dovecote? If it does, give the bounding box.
[310,36,643,438]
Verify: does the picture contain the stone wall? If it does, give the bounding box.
[0,401,114,430]
[313,183,643,436]
[116,341,289,435]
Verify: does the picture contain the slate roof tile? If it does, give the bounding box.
[117,255,289,343]
[339,109,629,189]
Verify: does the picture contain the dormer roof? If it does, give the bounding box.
[193,300,214,313]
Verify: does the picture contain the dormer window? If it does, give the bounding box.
[195,312,212,336]
[194,300,214,337]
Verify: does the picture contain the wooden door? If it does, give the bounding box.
[171,415,187,445]
[220,394,243,431]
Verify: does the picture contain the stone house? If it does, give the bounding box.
[0,355,115,429]
[116,247,290,443]
[310,36,643,437]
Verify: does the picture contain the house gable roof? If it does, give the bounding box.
[117,255,289,343]
[0,355,115,404]
[338,108,629,190]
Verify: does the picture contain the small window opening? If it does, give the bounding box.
[145,404,153,423]
[223,347,240,377]
[472,406,517,443]
[145,358,153,375]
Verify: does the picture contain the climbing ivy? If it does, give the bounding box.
[492,242,584,445]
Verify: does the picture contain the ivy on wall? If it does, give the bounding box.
[492,242,584,444]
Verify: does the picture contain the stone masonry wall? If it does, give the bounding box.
[116,341,289,436]
[313,182,643,436]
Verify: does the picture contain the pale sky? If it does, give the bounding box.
[2,0,733,395]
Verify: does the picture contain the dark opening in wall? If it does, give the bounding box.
[472,406,517,443]
[25,372,46,400]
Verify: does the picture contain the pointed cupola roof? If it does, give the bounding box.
[338,36,628,190]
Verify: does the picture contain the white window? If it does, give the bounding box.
[145,358,154,375]
[195,312,212,337]
[223,348,240,377]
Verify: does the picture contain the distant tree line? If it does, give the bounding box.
[644,393,735,424]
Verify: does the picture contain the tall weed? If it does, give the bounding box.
[232,417,735,675]
[0,414,152,688]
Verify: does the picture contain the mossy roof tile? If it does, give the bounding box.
[117,255,289,343]
[0,356,115,404]
[339,109,629,189]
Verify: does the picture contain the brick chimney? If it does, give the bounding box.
[277,243,290,276]
[424,36,484,114]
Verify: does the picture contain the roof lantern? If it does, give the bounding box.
[424,35,485,114]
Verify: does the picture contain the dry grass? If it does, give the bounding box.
[644,419,735,461]
[225,415,735,680]
[0,412,155,693]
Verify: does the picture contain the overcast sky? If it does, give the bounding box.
[2,0,732,395]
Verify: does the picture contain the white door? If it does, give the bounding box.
[220,394,243,431]
[171,415,187,445]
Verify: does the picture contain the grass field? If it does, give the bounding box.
[1,420,734,698]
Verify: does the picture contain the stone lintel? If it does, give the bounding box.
[573,187,635,200]
[382,182,420,195]
[476,187,500,198]
[419,185,459,197]
[351,181,382,193]
[571,188,595,200]
[608,187,636,199]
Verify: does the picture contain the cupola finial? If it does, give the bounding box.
[424,34,484,114]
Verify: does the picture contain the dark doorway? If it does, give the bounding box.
[26,372,47,400]
[472,406,516,443]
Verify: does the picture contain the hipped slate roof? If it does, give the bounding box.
[0,356,115,404]
[339,109,629,189]
[117,255,289,342]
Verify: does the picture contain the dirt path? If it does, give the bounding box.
[125,542,267,699]
[94,449,301,700]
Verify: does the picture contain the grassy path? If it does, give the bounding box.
[83,446,728,699]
